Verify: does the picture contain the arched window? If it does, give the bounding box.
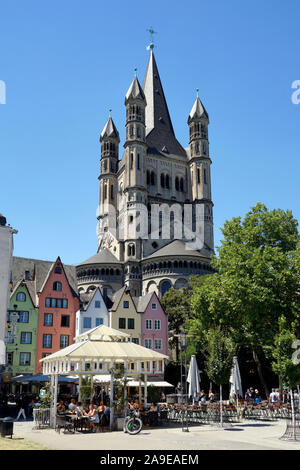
[165,174,170,189]
[111,185,114,199]
[180,178,184,192]
[16,292,26,302]
[161,280,172,297]
[160,173,165,188]
[151,171,155,186]
[175,177,179,191]
[104,183,107,199]
[130,153,134,169]
[128,244,135,257]
[147,170,150,185]
[53,281,62,291]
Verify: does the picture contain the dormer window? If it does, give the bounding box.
[16,292,26,302]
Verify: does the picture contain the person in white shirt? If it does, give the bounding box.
[68,398,76,411]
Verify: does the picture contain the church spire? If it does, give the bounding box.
[142,50,186,156]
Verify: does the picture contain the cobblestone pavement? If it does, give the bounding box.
[4,419,300,450]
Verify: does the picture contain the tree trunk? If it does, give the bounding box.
[252,349,269,398]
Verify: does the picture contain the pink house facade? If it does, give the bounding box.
[138,292,168,377]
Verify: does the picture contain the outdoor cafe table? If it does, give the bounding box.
[62,412,90,432]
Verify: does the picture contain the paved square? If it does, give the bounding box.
[3,420,299,451]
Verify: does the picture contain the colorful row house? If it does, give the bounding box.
[8,256,79,376]
[6,281,38,377]
[109,287,168,377]
[8,257,168,379]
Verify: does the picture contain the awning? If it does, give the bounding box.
[127,380,174,388]
[12,374,78,383]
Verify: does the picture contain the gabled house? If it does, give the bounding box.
[35,257,79,373]
[109,287,141,344]
[6,280,38,377]
[76,287,110,337]
[135,291,168,356]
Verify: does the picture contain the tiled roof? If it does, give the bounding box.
[77,248,121,267]
[12,256,78,295]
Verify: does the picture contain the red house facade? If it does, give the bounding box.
[35,257,79,373]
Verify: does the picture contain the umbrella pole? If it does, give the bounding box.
[220,384,223,428]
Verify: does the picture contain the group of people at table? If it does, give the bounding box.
[56,398,161,431]
[57,399,110,431]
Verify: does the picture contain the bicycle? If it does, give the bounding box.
[123,409,143,435]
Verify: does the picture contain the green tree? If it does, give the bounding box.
[39,383,52,408]
[205,328,235,426]
[189,203,300,397]
[271,317,300,389]
[161,287,192,361]
[79,377,93,406]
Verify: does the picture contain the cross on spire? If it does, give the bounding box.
[147,27,157,50]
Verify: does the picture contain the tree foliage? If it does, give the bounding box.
[188,203,300,395]
[205,328,235,386]
[271,316,300,388]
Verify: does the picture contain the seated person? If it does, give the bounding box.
[84,404,99,432]
[150,402,158,412]
[57,400,66,414]
[98,401,105,414]
[68,398,77,412]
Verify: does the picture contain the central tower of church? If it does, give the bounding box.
[77,49,214,299]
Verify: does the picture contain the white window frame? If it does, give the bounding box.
[146,319,152,330]
[60,335,69,348]
[144,339,152,349]
[151,303,157,310]
[154,339,162,350]
[154,319,161,330]
[20,352,30,366]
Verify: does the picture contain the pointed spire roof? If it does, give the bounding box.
[142,51,186,157]
[100,116,119,141]
[125,75,146,103]
[188,94,209,123]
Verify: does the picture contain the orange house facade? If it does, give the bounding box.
[35,257,79,373]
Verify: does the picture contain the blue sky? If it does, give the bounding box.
[1,0,299,265]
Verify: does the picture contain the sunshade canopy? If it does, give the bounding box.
[41,325,168,377]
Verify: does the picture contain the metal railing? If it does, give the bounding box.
[33,408,51,429]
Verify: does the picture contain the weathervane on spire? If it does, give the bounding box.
[146,27,157,50]
[196,88,199,98]
[109,108,112,117]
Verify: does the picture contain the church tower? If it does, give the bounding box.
[188,91,214,254]
[122,73,147,295]
[97,114,120,251]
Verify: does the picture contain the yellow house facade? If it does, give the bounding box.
[109,287,141,345]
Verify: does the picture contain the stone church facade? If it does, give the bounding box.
[76,50,214,298]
